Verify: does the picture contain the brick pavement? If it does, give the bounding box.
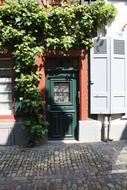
[0,140,127,190]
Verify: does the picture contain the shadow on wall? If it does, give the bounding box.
[12,120,28,145]
[111,114,127,140]
[0,119,28,146]
[121,123,127,140]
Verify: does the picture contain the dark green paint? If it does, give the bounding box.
[45,58,78,140]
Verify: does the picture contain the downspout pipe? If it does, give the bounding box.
[107,114,113,141]
[103,115,109,142]
[103,115,113,142]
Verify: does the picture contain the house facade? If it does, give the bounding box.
[0,0,127,145]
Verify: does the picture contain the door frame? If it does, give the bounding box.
[36,50,88,140]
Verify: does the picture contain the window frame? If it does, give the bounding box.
[0,57,14,117]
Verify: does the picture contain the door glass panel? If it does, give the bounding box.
[45,58,79,70]
[54,82,70,103]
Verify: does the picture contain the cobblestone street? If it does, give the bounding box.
[0,140,127,190]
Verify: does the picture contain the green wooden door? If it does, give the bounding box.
[46,58,78,140]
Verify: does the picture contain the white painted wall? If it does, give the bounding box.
[106,0,127,37]
[79,114,127,142]
[78,1,127,143]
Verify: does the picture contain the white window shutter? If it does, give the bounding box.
[90,37,127,114]
[110,38,127,114]
[90,37,111,114]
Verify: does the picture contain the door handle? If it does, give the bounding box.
[90,81,94,85]
[47,105,50,111]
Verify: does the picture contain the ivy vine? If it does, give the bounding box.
[0,0,117,146]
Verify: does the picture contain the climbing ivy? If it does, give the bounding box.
[0,0,117,146]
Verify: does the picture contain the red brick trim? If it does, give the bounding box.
[36,49,88,121]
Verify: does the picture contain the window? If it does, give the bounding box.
[45,58,79,70]
[54,82,70,103]
[80,0,96,4]
[0,59,13,115]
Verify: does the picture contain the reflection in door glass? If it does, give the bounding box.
[54,82,70,103]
